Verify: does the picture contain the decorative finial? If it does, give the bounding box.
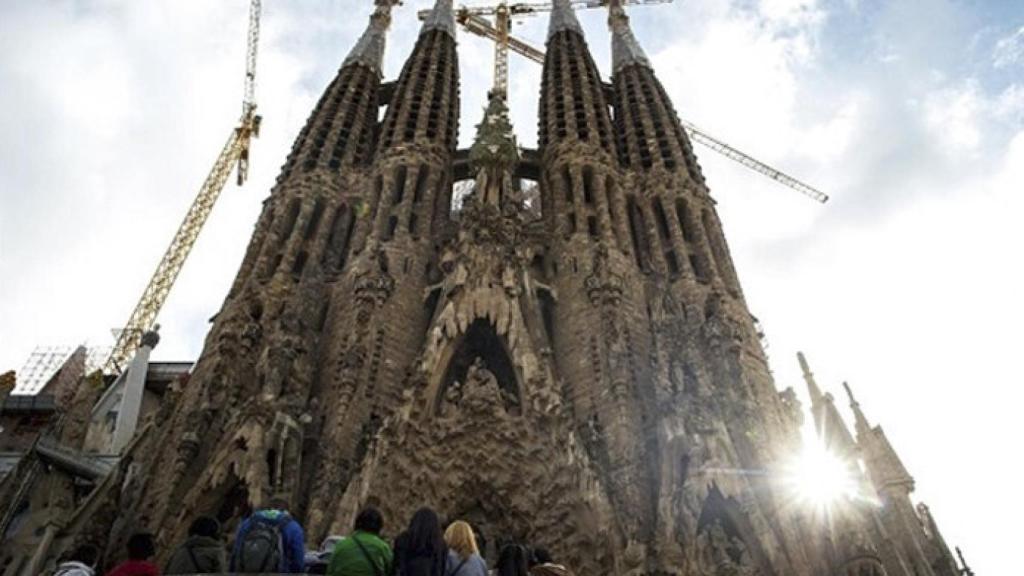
[421,0,456,38]
[549,0,584,40]
[343,1,395,72]
[842,381,857,406]
[608,1,652,73]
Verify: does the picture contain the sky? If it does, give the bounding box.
[0,0,1020,572]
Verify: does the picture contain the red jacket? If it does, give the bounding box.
[106,560,159,576]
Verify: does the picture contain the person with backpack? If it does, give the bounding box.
[527,547,573,576]
[53,544,99,576]
[326,507,392,576]
[106,533,160,576]
[442,521,487,576]
[230,498,306,574]
[391,508,447,576]
[164,516,227,575]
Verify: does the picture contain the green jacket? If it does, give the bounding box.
[326,531,393,576]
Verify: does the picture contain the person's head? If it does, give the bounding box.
[532,547,553,565]
[125,533,156,561]
[354,507,384,535]
[444,521,479,559]
[496,544,530,576]
[188,516,220,539]
[267,497,290,512]
[406,507,446,556]
[66,544,99,567]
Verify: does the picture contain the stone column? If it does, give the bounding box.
[110,329,160,453]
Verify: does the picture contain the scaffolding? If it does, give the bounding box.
[14,346,109,396]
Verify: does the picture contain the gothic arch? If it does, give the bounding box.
[696,484,775,576]
[429,318,523,417]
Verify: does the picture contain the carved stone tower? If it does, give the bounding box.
[66,2,962,575]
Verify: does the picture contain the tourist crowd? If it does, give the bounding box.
[52,500,574,576]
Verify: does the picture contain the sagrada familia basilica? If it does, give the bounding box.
[0,1,969,574]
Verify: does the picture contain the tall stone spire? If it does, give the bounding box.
[608,2,652,73]
[548,0,584,39]
[798,352,857,455]
[342,1,395,72]
[421,0,456,38]
[843,381,873,437]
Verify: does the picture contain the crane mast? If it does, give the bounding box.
[103,0,263,374]
[428,0,829,203]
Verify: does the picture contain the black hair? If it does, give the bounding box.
[188,516,221,539]
[354,507,384,534]
[532,546,553,565]
[66,544,99,567]
[126,533,156,561]
[405,507,446,557]
[496,544,530,576]
[268,497,290,511]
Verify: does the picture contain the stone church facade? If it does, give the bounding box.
[0,1,965,575]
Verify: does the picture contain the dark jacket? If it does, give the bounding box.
[164,535,227,575]
[391,532,446,576]
[230,509,306,574]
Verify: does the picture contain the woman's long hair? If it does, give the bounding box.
[406,507,447,557]
[444,521,479,560]
[495,544,530,576]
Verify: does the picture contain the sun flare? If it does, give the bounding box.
[784,441,860,512]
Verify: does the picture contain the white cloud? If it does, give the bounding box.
[993,25,1024,68]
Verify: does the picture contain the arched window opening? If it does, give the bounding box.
[279,198,302,247]
[303,198,326,240]
[583,167,595,205]
[392,165,408,205]
[530,254,546,280]
[605,177,619,230]
[566,213,577,238]
[321,205,355,273]
[675,198,695,243]
[587,215,599,239]
[653,199,671,240]
[538,288,556,346]
[383,215,399,241]
[266,449,278,489]
[437,319,520,416]
[408,212,419,238]
[316,302,329,332]
[413,165,430,204]
[703,209,732,286]
[561,166,574,205]
[291,250,309,279]
[664,249,680,278]
[626,195,651,272]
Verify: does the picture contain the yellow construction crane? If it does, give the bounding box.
[425,0,830,203]
[103,0,263,374]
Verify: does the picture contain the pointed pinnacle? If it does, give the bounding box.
[549,0,584,40]
[421,0,456,38]
[797,351,823,404]
[608,1,652,73]
[342,2,394,72]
